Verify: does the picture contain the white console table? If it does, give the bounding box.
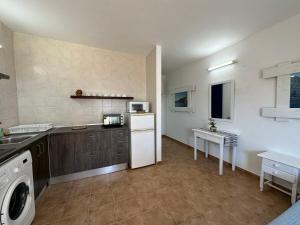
[258,151,300,204]
[192,128,238,175]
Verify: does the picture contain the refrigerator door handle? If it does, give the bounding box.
[131,128,155,132]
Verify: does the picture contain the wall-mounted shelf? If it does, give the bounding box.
[0,72,10,80]
[70,95,134,100]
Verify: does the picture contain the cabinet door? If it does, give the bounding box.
[73,133,87,172]
[38,137,50,192]
[111,129,129,165]
[131,130,155,168]
[103,131,112,167]
[49,134,75,177]
[28,136,50,199]
[35,143,44,197]
[29,143,40,199]
[111,142,129,164]
[74,132,105,172]
[112,129,129,143]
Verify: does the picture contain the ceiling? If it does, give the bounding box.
[1,0,300,74]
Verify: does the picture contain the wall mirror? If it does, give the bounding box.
[209,80,234,121]
[290,72,300,108]
[262,61,300,120]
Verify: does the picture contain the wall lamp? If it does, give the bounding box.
[208,60,237,72]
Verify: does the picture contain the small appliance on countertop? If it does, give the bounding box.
[103,114,124,128]
[127,101,150,113]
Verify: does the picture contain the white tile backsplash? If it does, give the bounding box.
[0,22,19,128]
[14,33,146,125]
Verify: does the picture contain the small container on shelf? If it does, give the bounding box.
[75,89,83,96]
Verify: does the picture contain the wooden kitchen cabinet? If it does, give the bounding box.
[111,129,129,165]
[49,127,129,178]
[49,133,75,177]
[74,132,105,172]
[28,136,50,199]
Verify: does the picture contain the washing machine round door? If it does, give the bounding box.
[1,175,33,225]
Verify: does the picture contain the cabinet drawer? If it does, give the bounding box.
[195,131,220,143]
[112,130,128,143]
[112,142,128,154]
[263,159,298,175]
[263,165,296,183]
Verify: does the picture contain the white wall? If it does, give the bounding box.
[146,45,162,162]
[161,74,167,135]
[0,22,18,127]
[14,33,146,126]
[166,13,300,175]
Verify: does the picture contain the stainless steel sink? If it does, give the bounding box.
[0,134,38,145]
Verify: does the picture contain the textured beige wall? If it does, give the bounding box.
[0,22,18,127]
[14,33,146,126]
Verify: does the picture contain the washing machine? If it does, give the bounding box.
[0,151,35,225]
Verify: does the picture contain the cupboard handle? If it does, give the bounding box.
[41,142,45,154]
[37,145,41,157]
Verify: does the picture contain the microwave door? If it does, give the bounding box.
[111,117,116,124]
[112,117,121,125]
[132,104,143,112]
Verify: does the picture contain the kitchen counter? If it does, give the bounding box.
[50,124,128,134]
[49,124,129,179]
[0,129,53,164]
[0,125,129,164]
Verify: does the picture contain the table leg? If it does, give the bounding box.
[205,140,209,158]
[291,175,298,204]
[219,143,224,175]
[232,146,237,171]
[291,183,297,204]
[260,170,264,191]
[194,136,197,160]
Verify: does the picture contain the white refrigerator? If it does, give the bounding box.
[128,113,155,169]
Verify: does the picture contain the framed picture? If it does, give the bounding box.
[169,85,196,112]
[175,91,188,107]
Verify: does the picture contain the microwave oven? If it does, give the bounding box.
[127,101,150,113]
[103,114,124,127]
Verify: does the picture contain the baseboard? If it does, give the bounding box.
[163,135,259,178]
[50,163,128,184]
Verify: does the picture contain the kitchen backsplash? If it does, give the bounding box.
[0,22,19,128]
[14,33,146,126]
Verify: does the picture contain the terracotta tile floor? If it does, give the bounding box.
[32,137,290,225]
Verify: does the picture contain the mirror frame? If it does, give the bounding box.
[262,61,300,120]
[209,80,235,122]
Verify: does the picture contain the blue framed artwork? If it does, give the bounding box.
[170,85,195,112]
[175,91,188,107]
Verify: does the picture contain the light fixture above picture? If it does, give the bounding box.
[0,44,2,48]
[208,60,237,72]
